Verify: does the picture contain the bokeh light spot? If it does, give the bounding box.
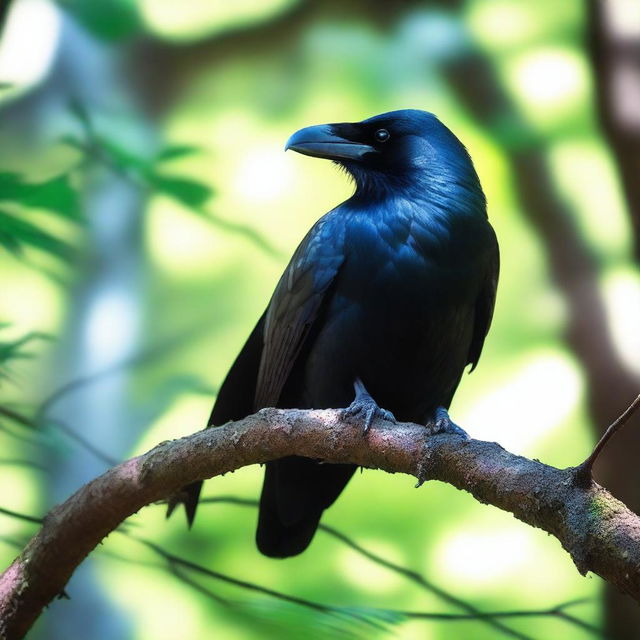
[339,539,405,594]
[140,0,297,41]
[0,0,60,99]
[233,146,295,204]
[461,352,582,453]
[603,268,640,376]
[435,528,533,586]
[506,49,588,122]
[84,288,138,368]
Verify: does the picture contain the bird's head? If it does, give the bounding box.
[285,109,483,205]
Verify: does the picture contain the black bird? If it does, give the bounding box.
[170,109,499,558]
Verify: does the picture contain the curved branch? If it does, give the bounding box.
[1,408,639,638]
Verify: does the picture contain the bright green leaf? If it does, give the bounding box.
[156,145,202,161]
[0,210,75,260]
[148,173,213,210]
[0,173,80,220]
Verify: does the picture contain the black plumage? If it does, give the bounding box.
[172,109,499,558]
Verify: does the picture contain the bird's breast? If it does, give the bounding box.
[298,204,485,421]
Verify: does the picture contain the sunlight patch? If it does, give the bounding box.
[233,146,295,204]
[460,352,582,453]
[140,0,297,42]
[469,1,539,48]
[435,528,533,586]
[0,0,60,100]
[338,539,405,594]
[602,268,640,376]
[506,48,588,123]
[84,288,138,369]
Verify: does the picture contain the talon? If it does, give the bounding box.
[363,408,374,433]
[426,407,469,439]
[342,377,396,434]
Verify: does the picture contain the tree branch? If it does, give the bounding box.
[1,408,639,638]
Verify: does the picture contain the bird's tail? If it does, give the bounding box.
[166,480,203,528]
[256,456,355,558]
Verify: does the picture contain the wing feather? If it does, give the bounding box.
[255,214,345,409]
[468,225,500,370]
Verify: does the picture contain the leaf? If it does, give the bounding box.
[0,210,75,260]
[0,327,51,394]
[0,332,48,364]
[0,173,80,220]
[22,175,80,220]
[59,0,141,41]
[156,145,202,162]
[0,231,21,255]
[68,98,94,135]
[99,138,152,173]
[148,173,213,210]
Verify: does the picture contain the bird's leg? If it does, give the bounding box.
[341,378,396,433]
[425,407,469,439]
[415,409,469,488]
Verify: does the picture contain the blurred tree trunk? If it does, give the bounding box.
[586,0,640,635]
[1,7,153,639]
[588,0,640,262]
[439,15,640,638]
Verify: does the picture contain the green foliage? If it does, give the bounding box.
[0,325,49,376]
[0,210,74,260]
[0,326,49,442]
[59,0,142,41]
[0,172,80,260]
[65,103,214,212]
[155,146,202,162]
[146,174,213,210]
[0,173,79,220]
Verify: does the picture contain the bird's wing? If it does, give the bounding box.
[167,311,267,526]
[208,311,267,426]
[255,214,345,409]
[467,225,500,371]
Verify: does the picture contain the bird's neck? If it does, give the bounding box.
[346,167,486,222]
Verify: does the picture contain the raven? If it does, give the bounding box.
[171,109,499,558]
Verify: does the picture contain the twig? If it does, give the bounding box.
[575,393,640,486]
[130,535,392,634]
[200,496,532,639]
[0,507,41,526]
[0,500,604,638]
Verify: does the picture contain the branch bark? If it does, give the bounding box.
[1,409,640,639]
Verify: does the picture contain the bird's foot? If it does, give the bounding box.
[341,378,396,433]
[425,407,469,439]
[415,408,469,488]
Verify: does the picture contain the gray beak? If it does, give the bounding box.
[285,124,375,161]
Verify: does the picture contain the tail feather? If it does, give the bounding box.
[256,456,355,558]
[167,314,266,529]
[166,480,203,528]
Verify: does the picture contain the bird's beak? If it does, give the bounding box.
[285,124,375,161]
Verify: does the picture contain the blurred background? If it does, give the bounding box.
[0,0,638,638]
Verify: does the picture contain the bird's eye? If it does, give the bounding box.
[374,129,390,142]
